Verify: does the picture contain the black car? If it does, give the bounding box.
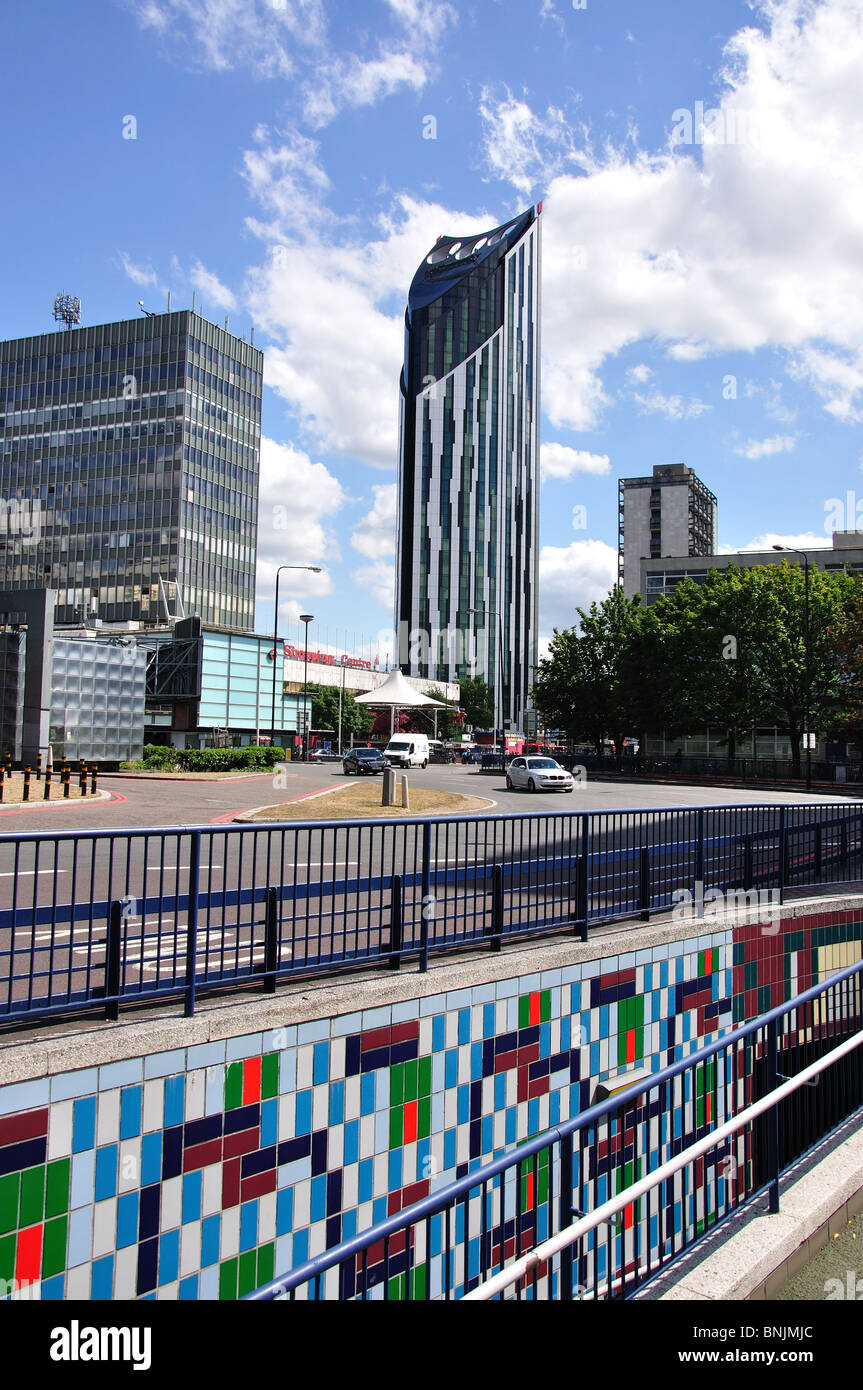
[343,747,388,776]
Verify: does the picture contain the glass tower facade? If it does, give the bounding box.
[0,309,262,628]
[396,207,541,732]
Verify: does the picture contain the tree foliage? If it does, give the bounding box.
[306,683,373,741]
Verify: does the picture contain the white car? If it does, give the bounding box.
[506,756,574,793]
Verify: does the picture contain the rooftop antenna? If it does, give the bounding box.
[192,290,197,313]
[250,323,255,346]
[138,299,156,319]
[53,292,81,331]
[167,290,171,312]
[224,315,229,331]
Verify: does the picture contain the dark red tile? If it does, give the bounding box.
[361,1026,391,1052]
[223,1127,260,1160]
[241,1169,278,1202]
[222,1157,241,1208]
[0,1108,49,1148]
[182,1138,222,1173]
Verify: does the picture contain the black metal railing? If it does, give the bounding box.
[1,802,862,1028]
[246,958,863,1301]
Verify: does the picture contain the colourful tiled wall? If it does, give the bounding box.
[1,910,860,1300]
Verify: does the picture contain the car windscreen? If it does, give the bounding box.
[527,759,559,769]
[355,749,380,758]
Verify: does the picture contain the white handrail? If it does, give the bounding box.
[463,1026,863,1300]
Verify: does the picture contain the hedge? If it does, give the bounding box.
[138,745,287,772]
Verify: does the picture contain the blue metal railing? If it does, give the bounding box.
[0,801,862,1028]
[247,957,863,1301]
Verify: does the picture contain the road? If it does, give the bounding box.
[0,767,859,1024]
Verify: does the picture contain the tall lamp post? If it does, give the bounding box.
[467,606,504,762]
[773,545,812,789]
[300,614,314,760]
[270,566,321,750]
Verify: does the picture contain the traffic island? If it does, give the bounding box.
[236,782,495,821]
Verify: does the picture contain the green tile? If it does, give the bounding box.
[389,1107,403,1149]
[238,1249,257,1297]
[540,990,551,1023]
[225,1063,243,1110]
[219,1258,238,1300]
[518,995,530,1029]
[261,1054,279,1100]
[42,1215,67,1279]
[404,1060,417,1103]
[257,1242,275,1288]
[418,1098,430,1141]
[390,1063,404,1107]
[0,1233,14,1283]
[45,1159,70,1219]
[19,1165,44,1227]
[0,1173,20,1235]
[409,1263,427,1300]
[418,1056,431,1098]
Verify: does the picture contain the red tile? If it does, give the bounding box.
[361,1027,391,1052]
[15,1224,42,1285]
[223,1127,260,1159]
[528,1076,549,1099]
[494,1050,517,1073]
[401,1179,430,1209]
[0,1108,49,1148]
[222,1157,241,1208]
[182,1138,222,1173]
[528,993,540,1026]
[518,1043,539,1066]
[242,1057,262,1105]
[402,1100,418,1145]
[517,1069,529,1103]
[390,1021,419,1045]
[387,1190,402,1217]
[241,1170,277,1203]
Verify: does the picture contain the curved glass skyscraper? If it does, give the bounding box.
[395,205,541,735]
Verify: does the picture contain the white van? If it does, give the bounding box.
[384,734,429,768]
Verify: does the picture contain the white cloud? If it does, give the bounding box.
[540,443,611,480]
[351,560,396,611]
[189,260,237,312]
[631,389,711,421]
[738,531,832,552]
[626,363,652,385]
[125,0,325,78]
[303,49,428,128]
[538,539,618,638]
[351,483,398,559]
[493,0,863,431]
[255,437,346,601]
[735,434,797,459]
[117,252,161,288]
[478,90,576,197]
[743,378,798,423]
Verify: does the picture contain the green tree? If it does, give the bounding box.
[459,676,494,730]
[407,686,464,739]
[531,587,649,760]
[306,683,373,743]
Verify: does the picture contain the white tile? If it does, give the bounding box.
[329,1038,345,1081]
[142,1079,163,1133]
[221,1206,240,1260]
[184,1069,206,1123]
[202,1164,222,1217]
[160,1176,182,1232]
[259,1192,277,1244]
[114,1246,138,1300]
[96,1092,120,1147]
[295,1046,314,1089]
[157,1282,179,1301]
[312,1086,328,1131]
[92,1199,116,1260]
[47,1101,74,1160]
[117,1139,141,1193]
[180,1224,201,1278]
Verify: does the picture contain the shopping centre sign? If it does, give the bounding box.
[269,641,374,672]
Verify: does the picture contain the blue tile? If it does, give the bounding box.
[310,1174,326,1223]
[91,1255,114,1300]
[51,1070,98,1103]
[182,1172,202,1225]
[144,1049,186,1080]
[360,1073,375,1115]
[374,1068,389,1109]
[187,1042,226,1071]
[276,1187,294,1237]
[443,1129,456,1170]
[358,1159,373,1204]
[201,1214,220,1267]
[72,1096,97,1153]
[71,1152,96,1210]
[94,1145,117,1202]
[392,999,419,1022]
[199,1265,219,1299]
[445,1050,458,1088]
[141,1133,162,1187]
[261,1098,278,1148]
[331,1012,362,1037]
[483,1003,496,1037]
[292,1228,309,1266]
[297,1019,329,1044]
[344,1119,359,1166]
[41,1274,65,1300]
[295,1090,312,1135]
[164,1076,184,1128]
[240,1200,258,1253]
[313,1042,329,1086]
[0,1077,49,1116]
[388,1149,402,1190]
[226,1033,263,1061]
[179,1275,199,1300]
[119,1086,142,1140]
[117,1192,139,1248]
[67,1206,93,1267]
[458,1009,470,1044]
[98,1058,143,1091]
[431,1015,445,1052]
[328,1080,344,1126]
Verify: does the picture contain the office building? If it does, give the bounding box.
[618,463,717,597]
[0,308,262,628]
[640,529,863,604]
[395,206,541,733]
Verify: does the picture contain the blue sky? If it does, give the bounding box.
[3,0,863,660]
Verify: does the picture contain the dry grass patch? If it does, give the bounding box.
[0,777,98,804]
[247,781,491,821]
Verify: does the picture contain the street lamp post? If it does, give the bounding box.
[773,545,812,789]
[300,613,314,760]
[270,566,322,750]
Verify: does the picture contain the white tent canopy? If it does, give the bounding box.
[355,670,447,735]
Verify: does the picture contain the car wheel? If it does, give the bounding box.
[528,778,537,793]
[506,774,513,790]
[421,759,427,769]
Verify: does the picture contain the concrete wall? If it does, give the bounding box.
[0,898,860,1300]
